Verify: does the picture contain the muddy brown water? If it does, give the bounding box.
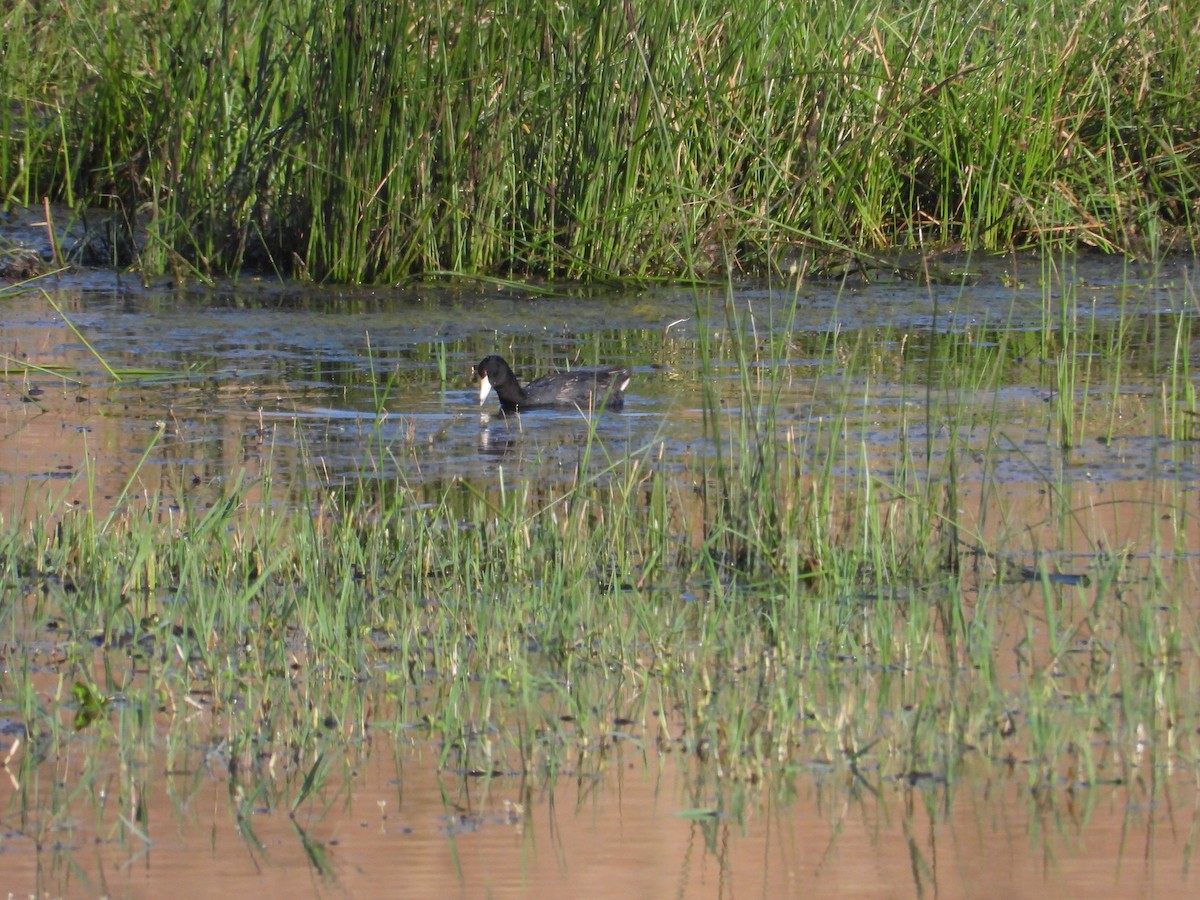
[3,254,1200,896]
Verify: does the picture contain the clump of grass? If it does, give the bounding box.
[3,0,1199,282]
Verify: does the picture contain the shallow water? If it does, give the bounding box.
[3,253,1200,896]
[2,719,1194,898]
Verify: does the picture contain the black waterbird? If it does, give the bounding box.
[475,355,631,412]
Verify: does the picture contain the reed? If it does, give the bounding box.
[3,0,1198,282]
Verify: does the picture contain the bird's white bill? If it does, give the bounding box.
[478,374,493,405]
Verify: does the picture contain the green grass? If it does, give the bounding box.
[2,0,1199,282]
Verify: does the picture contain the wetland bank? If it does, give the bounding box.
[3,253,1200,896]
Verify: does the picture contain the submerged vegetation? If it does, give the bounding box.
[2,0,1199,282]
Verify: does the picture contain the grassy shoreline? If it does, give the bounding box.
[2,0,1198,283]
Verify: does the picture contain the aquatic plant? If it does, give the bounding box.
[2,0,1198,281]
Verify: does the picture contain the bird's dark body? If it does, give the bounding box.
[476,355,632,412]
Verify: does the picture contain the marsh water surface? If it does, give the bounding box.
[3,253,1200,897]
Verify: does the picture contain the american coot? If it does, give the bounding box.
[476,355,632,412]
